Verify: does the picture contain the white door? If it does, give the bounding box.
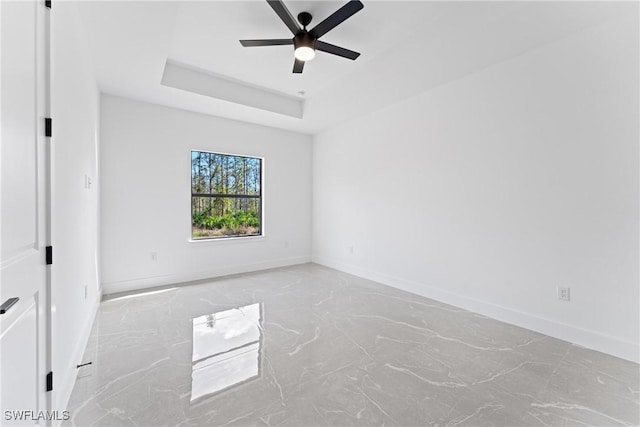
[0,0,51,425]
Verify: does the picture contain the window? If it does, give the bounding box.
[191,151,262,240]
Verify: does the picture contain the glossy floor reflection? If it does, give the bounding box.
[65,264,639,426]
[191,303,263,402]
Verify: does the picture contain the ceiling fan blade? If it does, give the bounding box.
[240,39,293,47]
[293,58,305,73]
[267,0,301,35]
[316,40,360,60]
[309,0,363,39]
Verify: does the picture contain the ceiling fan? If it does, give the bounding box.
[240,0,364,74]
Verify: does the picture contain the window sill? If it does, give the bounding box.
[188,235,266,245]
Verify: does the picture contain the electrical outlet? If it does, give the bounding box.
[557,287,570,302]
[151,252,157,261]
[349,245,354,254]
[84,285,88,300]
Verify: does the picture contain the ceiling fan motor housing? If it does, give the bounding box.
[294,31,316,51]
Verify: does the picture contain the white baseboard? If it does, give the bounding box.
[312,255,639,364]
[101,256,312,295]
[54,289,102,425]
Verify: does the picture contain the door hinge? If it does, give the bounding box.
[46,246,53,265]
[45,118,52,137]
[45,0,51,9]
[46,372,53,392]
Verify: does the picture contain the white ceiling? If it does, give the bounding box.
[75,1,628,135]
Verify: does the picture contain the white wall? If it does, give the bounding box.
[51,2,101,413]
[100,95,312,294]
[313,14,639,362]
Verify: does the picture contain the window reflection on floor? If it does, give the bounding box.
[191,303,262,402]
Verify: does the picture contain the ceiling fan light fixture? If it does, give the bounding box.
[294,46,315,61]
[294,32,316,61]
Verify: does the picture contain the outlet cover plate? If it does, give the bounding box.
[557,287,570,301]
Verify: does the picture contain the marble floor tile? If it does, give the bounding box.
[64,264,639,427]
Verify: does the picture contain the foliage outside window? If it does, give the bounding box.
[191,151,262,240]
